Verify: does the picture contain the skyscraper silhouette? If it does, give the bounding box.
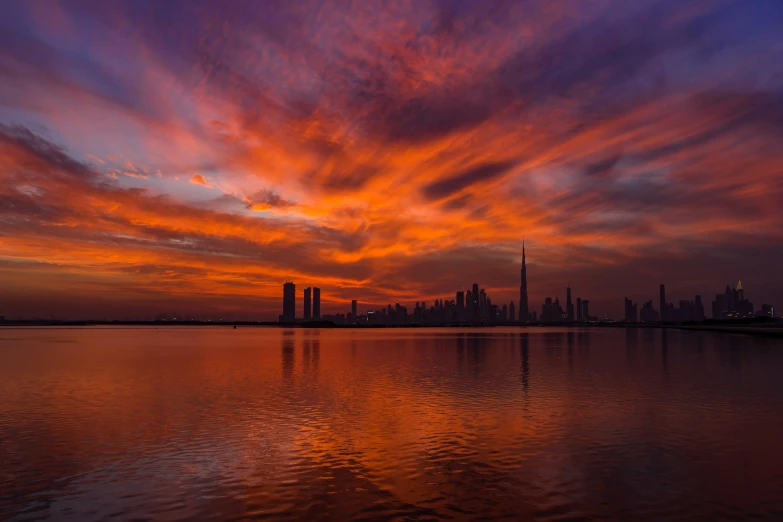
[351,299,357,322]
[624,297,638,322]
[576,297,583,321]
[304,287,312,321]
[519,241,529,322]
[659,284,666,322]
[282,282,295,322]
[472,283,480,321]
[313,287,321,319]
[712,281,754,319]
[509,300,515,322]
[566,285,573,322]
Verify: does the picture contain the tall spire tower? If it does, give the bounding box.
[519,240,529,322]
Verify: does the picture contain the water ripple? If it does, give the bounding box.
[1,327,782,520]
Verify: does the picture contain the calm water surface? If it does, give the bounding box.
[1,327,782,521]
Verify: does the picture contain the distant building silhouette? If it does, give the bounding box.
[760,304,776,318]
[658,283,705,322]
[541,297,564,323]
[322,313,345,325]
[712,280,753,319]
[281,282,295,322]
[304,287,312,321]
[519,241,529,321]
[576,297,583,322]
[672,296,705,322]
[456,290,465,321]
[695,295,705,321]
[313,287,321,319]
[582,299,591,321]
[639,300,659,322]
[566,285,574,322]
[472,283,480,321]
[659,284,667,322]
[509,300,515,322]
[624,297,638,322]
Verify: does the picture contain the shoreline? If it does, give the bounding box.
[667,324,783,338]
[2,321,782,337]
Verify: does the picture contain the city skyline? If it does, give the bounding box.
[1,239,776,322]
[1,1,783,321]
[278,243,776,325]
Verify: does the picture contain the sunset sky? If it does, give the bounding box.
[2,0,783,320]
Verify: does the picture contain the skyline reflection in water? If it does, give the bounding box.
[1,327,782,520]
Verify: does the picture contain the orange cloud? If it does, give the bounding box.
[189,175,212,188]
[0,1,782,319]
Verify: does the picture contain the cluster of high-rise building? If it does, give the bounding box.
[282,284,517,326]
[623,281,775,323]
[711,281,754,320]
[280,242,599,325]
[280,244,777,325]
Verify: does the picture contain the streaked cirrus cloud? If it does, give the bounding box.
[1,0,782,319]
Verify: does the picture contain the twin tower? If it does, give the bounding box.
[280,282,320,323]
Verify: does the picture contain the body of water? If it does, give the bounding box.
[1,327,782,520]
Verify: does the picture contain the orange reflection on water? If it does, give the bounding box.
[1,327,783,520]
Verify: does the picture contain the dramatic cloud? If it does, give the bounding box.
[1,0,782,320]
